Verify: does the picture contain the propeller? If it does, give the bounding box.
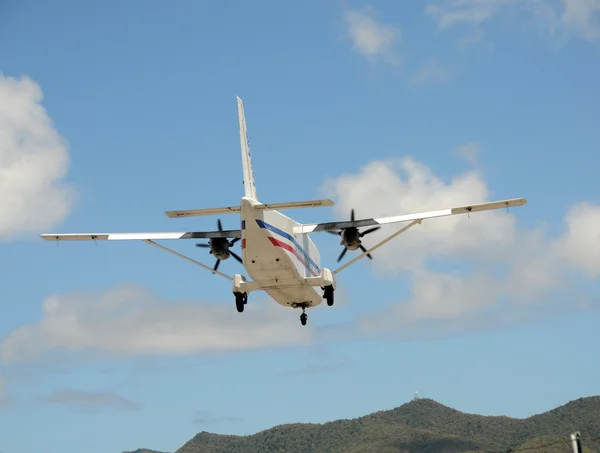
[196,219,242,271]
[327,209,381,262]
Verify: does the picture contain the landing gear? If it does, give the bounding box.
[291,303,310,326]
[300,308,307,326]
[234,291,247,312]
[323,285,334,306]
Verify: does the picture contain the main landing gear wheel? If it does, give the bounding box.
[234,292,247,313]
[300,308,307,326]
[323,285,334,306]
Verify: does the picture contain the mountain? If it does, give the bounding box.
[123,396,600,453]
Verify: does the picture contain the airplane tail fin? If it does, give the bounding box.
[164,98,336,220]
[237,96,258,201]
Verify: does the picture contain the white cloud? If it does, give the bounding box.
[562,0,600,40]
[278,360,352,378]
[343,6,402,66]
[3,148,598,358]
[320,156,518,271]
[425,0,516,30]
[0,74,75,241]
[454,142,481,166]
[42,389,141,412]
[319,152,600,334]
[425,0,600,42]
[557,202,600,278]
[0,284,312,363]
[410,58,454,85]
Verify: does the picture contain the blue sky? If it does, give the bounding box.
[1,0,600,452]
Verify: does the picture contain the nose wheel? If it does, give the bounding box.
[300,308,307,326]
[289,302,311,326]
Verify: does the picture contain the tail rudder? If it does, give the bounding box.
[237,96,258,201]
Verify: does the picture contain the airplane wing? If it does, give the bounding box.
[295,198,527,234]
[40,229,242,241]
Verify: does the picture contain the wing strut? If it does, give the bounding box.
[144,240,233,281]
[333,220,421,275]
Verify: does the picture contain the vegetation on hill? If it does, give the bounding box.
[122,396,600,453]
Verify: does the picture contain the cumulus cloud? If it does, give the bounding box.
[0,284,312,363]
[425,0,600,42]
[320,156,518,271]
[557,202,600,278]
[319,152,600,334]
[0,73,75,241]
[42,389,140,412]
[343,6,402,66]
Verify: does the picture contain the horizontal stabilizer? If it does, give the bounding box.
[165,199,334,218]
[40,229,241,241]
[254,199,334,211]
[296,198,527,234]
[165,206,241,218]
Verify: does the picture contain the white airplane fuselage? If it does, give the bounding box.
[239,197,323,308]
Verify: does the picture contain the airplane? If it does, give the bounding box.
[40,97,528,326]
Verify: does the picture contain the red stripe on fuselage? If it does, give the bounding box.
[268,237,313,273]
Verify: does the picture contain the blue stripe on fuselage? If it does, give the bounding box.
[255,219,321,275]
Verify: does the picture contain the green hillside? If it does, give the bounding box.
[123,396,600,453]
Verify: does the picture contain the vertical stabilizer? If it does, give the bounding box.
[237,96,258,201]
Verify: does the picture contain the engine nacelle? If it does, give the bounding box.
[340,227,360,249]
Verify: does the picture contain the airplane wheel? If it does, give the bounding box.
[300,313,307,326]
[235,293,246,313]
[326,293,334,306]
[323,286,334,306]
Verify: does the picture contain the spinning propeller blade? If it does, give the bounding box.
[230,250,243,264]
[359,244,373,259]
[359,226,380,237]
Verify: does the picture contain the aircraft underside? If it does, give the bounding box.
[231,201,335,326]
